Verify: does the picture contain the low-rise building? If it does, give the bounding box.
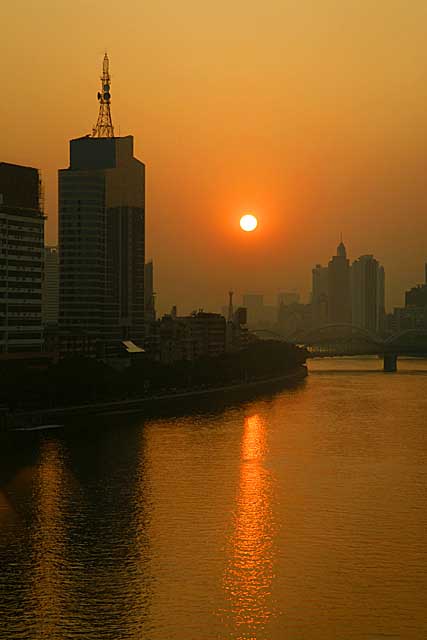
[146,309,248,363]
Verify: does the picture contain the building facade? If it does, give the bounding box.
[59,136,145,353]
[328,241,351,324]
[0,163,45,355]
[311,263,329,327]
[145,310,245,364]
[42,245,59,325]
[351,255,385,333]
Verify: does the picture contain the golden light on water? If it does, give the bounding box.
[240,214,258,232]
[224,414,275,635]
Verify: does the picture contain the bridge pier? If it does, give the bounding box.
[383,353,397,372]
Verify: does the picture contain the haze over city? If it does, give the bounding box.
[2,0,427,312]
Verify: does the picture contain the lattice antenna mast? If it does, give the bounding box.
[92,53,114,138]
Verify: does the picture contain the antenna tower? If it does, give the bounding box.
[92,53,114,138]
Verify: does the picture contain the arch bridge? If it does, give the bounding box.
[251,325,427,371]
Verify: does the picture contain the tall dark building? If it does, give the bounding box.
[58,55,145,353]
[351,255,385,332]
[0,162,44,354]
[327,240,351,323]
[59,136,145,351]
[311,263,328,327]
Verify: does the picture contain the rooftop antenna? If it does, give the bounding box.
[92,53,114,138]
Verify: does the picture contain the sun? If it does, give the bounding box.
[240,214,258,232]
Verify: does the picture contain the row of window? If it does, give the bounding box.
[0,282,41,289]
[0,293,41,299]
[0,250,42,258]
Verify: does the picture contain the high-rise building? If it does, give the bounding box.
[328,240,351,323]
[351,255,385,333]
[277,291,300,307]
[311,264,328,327]
[242,293,264,326]
[59,55,145,354]
[42,246,59,325]
[0,162,44,355]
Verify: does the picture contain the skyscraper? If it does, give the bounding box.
[311,264,328,327]
[59,55,145,353]
[0,162,44,355]
[242,293,264,326]
[351,255,385,333]
[327,240,351,323]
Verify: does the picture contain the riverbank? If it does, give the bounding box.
[3,365,307,431]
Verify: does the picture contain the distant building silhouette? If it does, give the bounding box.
[278,301,312,337]
[242,293,276,328]
[385,264,427,333]
[42,246,59,325]
[277,291,300,307]
[328,240,351,323]
[0,162,45,356]
[351,255,385,332]
[242,294,264,326]
[405,283,427,308]
[311,264,328,327]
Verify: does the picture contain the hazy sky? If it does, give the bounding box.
[2,0,427,313]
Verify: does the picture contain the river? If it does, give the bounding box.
[1,357,426,639]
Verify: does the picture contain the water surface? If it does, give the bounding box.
[1,357,426,639]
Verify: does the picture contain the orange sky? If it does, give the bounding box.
[2,0,427,313]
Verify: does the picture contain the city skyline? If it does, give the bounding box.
[2,5,427,637]
[2,2,427,313]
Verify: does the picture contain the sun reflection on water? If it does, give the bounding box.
[29,439,68,639]
[223,413,276,638]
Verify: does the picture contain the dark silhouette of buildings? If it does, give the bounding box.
[351,254,385,332]
[405,283,427,308]
[59,136,145,354]
[328,240,351,323]
[311,264,328,327]
[385,264,427,333]
[0,162,45,355]
[145,307,248,364]
[277,301,312,336]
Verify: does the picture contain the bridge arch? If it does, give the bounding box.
[385,328,427,345]
[288,323,384,346]
[251,329,287,341]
